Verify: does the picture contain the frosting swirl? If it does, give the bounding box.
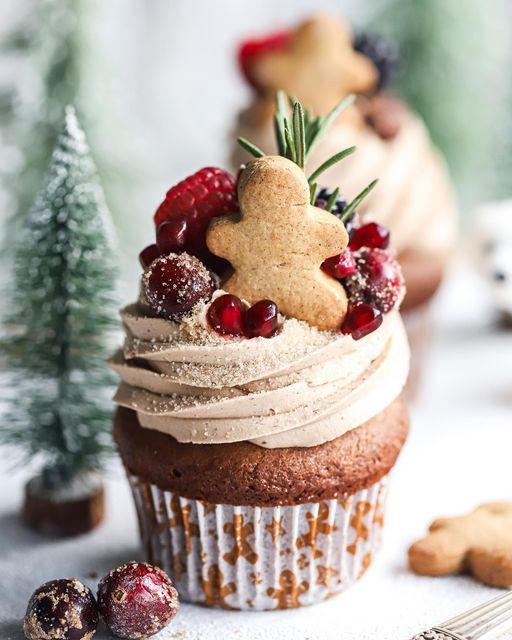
[111,293,409,449]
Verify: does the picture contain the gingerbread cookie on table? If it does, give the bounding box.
[409,503,512,588]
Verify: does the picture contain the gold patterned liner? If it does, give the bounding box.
[128,473,388,610]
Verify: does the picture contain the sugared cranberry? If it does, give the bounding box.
[207,294,247,337]
[246,300,279,338]
[350,222,390,250]
[345,248,404,313]
[341,303,383,340]
[143,253,215,318]
[139,244,160,270]
[24,578,98,640]
[322,248,356,279]
[97,562,179,640]
[156,218,188,255]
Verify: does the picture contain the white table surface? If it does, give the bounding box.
[1,263,511,640]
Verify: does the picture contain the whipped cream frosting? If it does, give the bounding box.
[111,292,410,449]
[234,106,458,256]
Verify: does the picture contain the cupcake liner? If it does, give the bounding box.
[128,472,389,610]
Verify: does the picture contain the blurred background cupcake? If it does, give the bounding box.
[231,13,458,396]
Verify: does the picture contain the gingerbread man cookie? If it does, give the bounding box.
[207,156,349,331]
[408,503,512,588]
[250,15,378,117]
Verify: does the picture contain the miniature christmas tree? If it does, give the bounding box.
[0,106,118,536]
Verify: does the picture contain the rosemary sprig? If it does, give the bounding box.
[325,187,340,213]
[307,146,356,185]
[237,92,377,216]
[340,179,378,222]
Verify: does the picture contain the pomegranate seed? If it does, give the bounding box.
[350,222,390,250]
[207,294,247,337]
[341,303,383,340]
[322,248,356,279]
[139,244,160,269]
[143,253,215,318]
[97,562,179,640]
[246,300,278,338]
[345,248,404,313]
[156,218,188,255]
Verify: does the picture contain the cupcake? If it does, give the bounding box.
[111,96,410,610]
[233,14,458,394]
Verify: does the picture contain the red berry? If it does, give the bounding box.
[345,248,404,313]
[341,303,383,340]
[350,222,390,250]
[207,294,247,337]
[322,248,356,279]
[143,253,215,318]
[238,31,292,90]
[139,244,160,270]
[154,167,238,273]
[156,218,188,255]
[24,578,98,640]
[97,562,179,640]
[246,300,279,338]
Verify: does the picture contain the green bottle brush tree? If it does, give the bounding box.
[0,107,118,536]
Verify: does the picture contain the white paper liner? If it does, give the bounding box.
[127,473,388,610]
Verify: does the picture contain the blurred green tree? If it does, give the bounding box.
[0,108,118,534]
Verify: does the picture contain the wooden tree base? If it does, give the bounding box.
[22,473,105,536]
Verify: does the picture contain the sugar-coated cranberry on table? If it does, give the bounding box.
[23,578,98,640]
[153,167,238,274]
[143,253,215,318]
[97,562,179,640]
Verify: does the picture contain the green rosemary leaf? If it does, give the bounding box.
[274,114,286,156]
[309,181,318,205]
[284,122,296,163]
[341,179,378,221]
[237,137,265,158]
[308,146,356,184]
[308,94,355,155]
[305,114,322,152]
[325,187,340,213]
[293,101,306,169]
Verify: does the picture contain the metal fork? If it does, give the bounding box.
[412,591,512,640]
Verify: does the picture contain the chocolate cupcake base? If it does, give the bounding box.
[128,473,388,610]
[115,402,408,609]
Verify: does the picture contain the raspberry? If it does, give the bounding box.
[143,253,215,318]
[238,31,292,90]
[341,303,383,340]
[345,247,404,313]
[24,579,98,640]
[153,167,238,274]
[97,562,179,639]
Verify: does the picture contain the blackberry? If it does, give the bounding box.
[315,188,358,236]
[354,32,399,90]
